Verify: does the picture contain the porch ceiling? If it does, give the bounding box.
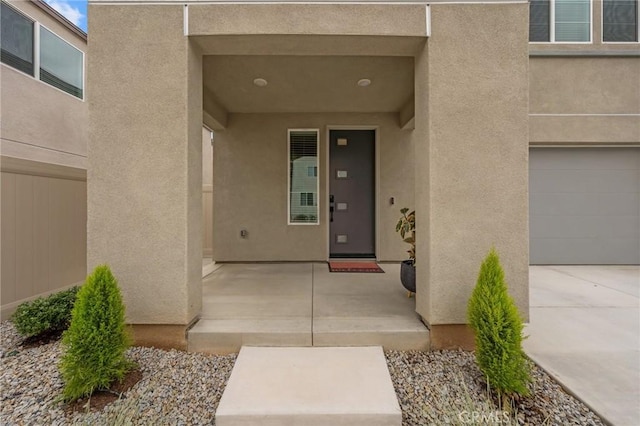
[203,55,414,114]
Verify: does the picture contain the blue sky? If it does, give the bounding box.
[45,0,87,32]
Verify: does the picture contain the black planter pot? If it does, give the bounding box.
[400,260,416,293]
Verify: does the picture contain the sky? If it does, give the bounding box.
[45,0,87,32]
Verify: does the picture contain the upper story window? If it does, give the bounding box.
[603,0,639,42]
[0,1,84,99]
[1,2,34,75]
[40,28,84,98]
[530,0,592,42]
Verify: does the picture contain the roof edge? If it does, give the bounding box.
[30,0,87,41]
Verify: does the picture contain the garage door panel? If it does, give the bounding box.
[531,215,639,239]
[531,192,638,216]
[530,169,639,193]
[530,148,640,170]
[530,148,639,265]
[531,238,640,265]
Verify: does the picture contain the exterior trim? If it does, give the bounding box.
[530,113,640,116]
[529,49,640,56]
[30,0,87,40]
[89,1,527,4]
[530,143,640,147]
[1,156,87,181]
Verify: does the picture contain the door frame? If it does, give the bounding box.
[325,125,380,261]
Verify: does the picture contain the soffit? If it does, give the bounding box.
[203,55,414,114]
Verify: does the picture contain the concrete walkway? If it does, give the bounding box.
[525,266,640,426]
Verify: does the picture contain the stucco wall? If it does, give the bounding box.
[88,4,202,325]
[0,0,87,169]
[212,113,414,262]
[415,3,530,326]
[530,57,640,145]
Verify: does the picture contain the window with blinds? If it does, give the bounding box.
[529,0,592,42]
[288,130,319,225]
[1,2,34,75]
[603,0,639,42]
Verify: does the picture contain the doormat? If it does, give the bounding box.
[328,261,384,273]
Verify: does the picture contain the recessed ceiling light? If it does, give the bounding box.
[357,78,371,87]
[253,78,268,87]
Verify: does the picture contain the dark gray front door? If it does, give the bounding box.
[329,130,375,258]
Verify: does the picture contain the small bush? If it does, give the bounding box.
[11,287,79,337]
[60,265,133,402]
[467,248,531,398]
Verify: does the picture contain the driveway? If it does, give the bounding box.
[525,266,640,426]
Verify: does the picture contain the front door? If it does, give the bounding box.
[329,129,375,258]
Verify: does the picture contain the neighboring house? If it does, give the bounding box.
[2,0,638,349]
[0,0,88,319]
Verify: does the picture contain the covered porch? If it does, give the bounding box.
[189,263,428,353]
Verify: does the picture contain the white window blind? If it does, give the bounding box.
[529,0,592,42]
[555,0,591,42]
[289,130,319,224]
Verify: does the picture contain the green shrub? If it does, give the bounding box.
[467,248,531,398]
[11,287,79,337]
[60,265,133,402]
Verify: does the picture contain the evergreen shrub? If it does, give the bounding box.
[467,248,531,397]
[60,265,133,402]
[11,287,79,337]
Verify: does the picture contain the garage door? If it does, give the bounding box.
[530,148,640,265]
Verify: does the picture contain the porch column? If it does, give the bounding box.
[88,4,203,349]
[413,3,530,349]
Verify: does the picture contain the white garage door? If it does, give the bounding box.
[530,148,640,265]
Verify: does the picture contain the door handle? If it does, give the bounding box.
[329,195,335,222]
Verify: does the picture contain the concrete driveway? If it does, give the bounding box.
[525,266,640,426]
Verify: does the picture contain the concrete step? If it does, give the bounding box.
[215,346,402,426]
[187,318,312,354]
[187,317,429,353]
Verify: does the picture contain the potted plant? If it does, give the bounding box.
[395,208,416,294]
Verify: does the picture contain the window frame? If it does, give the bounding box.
[0,1,85,100]
[529,0,594,44]
[1,1,35,76]
[287,128,320,226]
[602,0,640,43]
[39,24,85,99]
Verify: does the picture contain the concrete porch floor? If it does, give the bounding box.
[188,263,429,353]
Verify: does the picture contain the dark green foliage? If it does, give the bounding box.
[11,287,79,337]
[60,265,133,402]
[467,249,531,397]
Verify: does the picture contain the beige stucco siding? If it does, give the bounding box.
[188,3,426,37]
[212,113,414,262]
[88,4,202,325]
[530,57,640,145]
[415,3,530,325]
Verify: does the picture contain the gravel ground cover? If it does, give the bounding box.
[2,321,604,425]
